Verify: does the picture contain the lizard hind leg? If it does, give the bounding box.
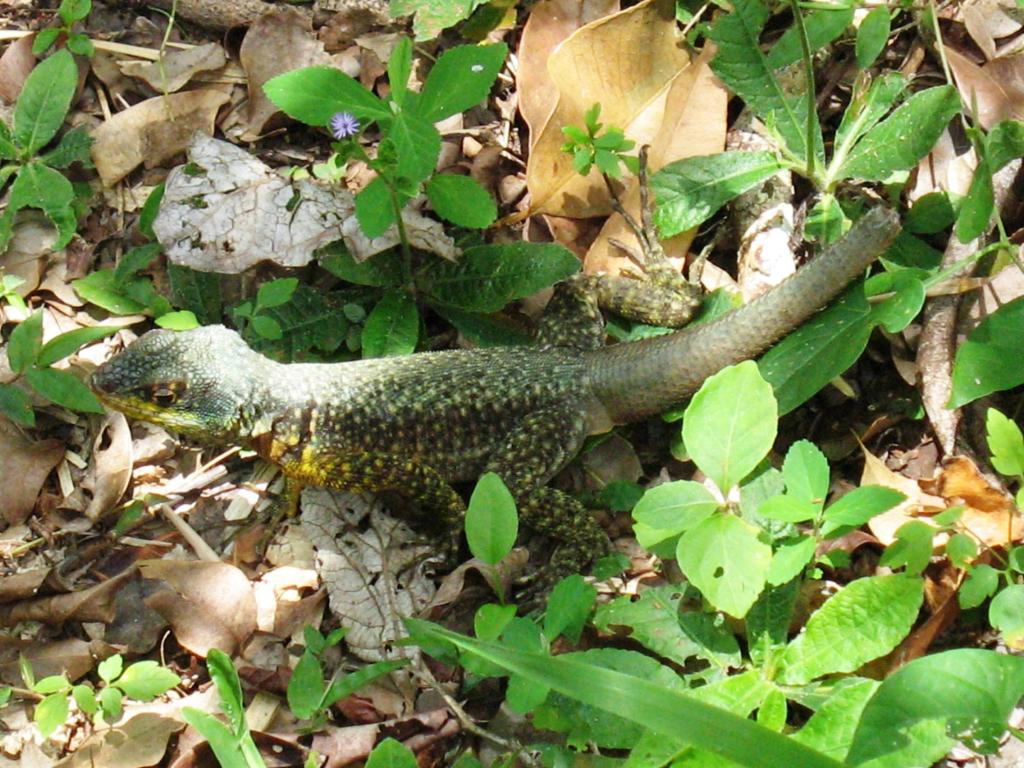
[484,406,612,589]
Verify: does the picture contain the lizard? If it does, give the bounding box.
[91,206,900,582]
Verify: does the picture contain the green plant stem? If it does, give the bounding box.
[789,0,817,181]
[386,180,414,282]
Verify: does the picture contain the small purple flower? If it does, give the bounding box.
[330,112,360,140]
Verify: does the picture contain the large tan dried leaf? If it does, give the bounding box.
[140,560,256,657]
[946,48,1024,130]
[0,570,131,626]
[90,88,232,187]
[517,0,620,139]
[0,418,63,525]
[55,713,183,768]
[525,0,697,218]
[0,637,96,684]
[586,44,727,271]
[84,412,132,520]
[0,211,57,298]
[120,43,227,93]
[962,0,1023,60]
[927,456,1024,547]
[860,447,946,545]
[0,33,35,104]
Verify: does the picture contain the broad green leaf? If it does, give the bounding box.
[682,361,777,493]
[66,33,94,58]
[865,269,926,334]
[955,149,994,242]
[778,575,923,684]
[631,480,719,549]
[73,269,148,315]
[366,737,418,768]
[36,326,117,367]
[959,563,999,609]
[989,585,1024,648]
[950,296,1024,407]
[0,122,17,159]
[14,49,78,156]
[181,708,248,768]
[465,471,518,564]
[676,513,771,618]
[0,383,34,427]
[97,655,123,683]
[767,536,816,585]
[354,176,396,239]
[855,8,890,69]
[746,581,798,667]
[31,27,61,56]
[8,310,43,374]
[168,265,221,325]
[837,86,961,181]
[38,125,92,168]
[820,486,905,537]
[155,310,199,330]
[652,152,785,238]
[361,290,419,358]
[986,119,1024,171]
[139,183,164,240]
[390,0,488,41]
[849,649,1024,763]
[986,408,1024,477]
[415,43,508,123]
[287,651,324,719]
[390,110,441,184]
[757,495,818,523]
[251,315,282,340]
[408,620,847,768]
[1,162,77,250]
[945,532,978,569]
[879,520,935,575]
[263,67,390,125]
[766,7,854,70]
[60,0,92,23]
[782,440,829,510]
[793,678,879,760]
[905,191,954,234]
[543,575,596,644]
[256,277,298,310]
[417,242,579,312]
[323,659,408,709]
[804,194,845,243]
[593,587,705,668]
[387,38,413,106]
[25,366,104,413]
[475,603,516,640]
[319,242,403,287]
[72,684,97,715]
[34,693,69,738]
[115,660,181,700]
[881,231,943,270]
[97,686,123,722]
[429,304,532,348]
[425,174,496,228]
[759,287,873,415]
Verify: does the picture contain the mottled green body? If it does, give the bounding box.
[92,208,901,579]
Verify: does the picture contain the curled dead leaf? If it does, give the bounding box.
[929,455,1024,547]
[860,447,946,546]
[0,418,64,525]
[120,43,227,93]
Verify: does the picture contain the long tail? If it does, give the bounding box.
[584,206,901,423]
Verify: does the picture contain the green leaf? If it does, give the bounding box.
[855,7,891,69]
[390,0,488,41]
[804,194,845,243]
[960,563,999,609]
[323,659,407,709]
[820,485,905,537]
[652,151,785,238]
[38,124,92,168]
[989,584,1024,648]
[66,33,94,58]
[181,708,248,768]
[367,738,418,768]
[792,678,879,760]
[592,587,708,668]
[34,692,69,738]
[155,310,199,330]
[256,277,298,310]
[415,43,508,123]
[417,242,579,312]
[14,49,78,156]
[0,122,17,160]
[906,191,954,234]
[956,148,994,243]
[945,532,978,569]
[0,383,35,427]
[631,480,719,549]
[72,269,148,315]
[767,536,816,585]
[766,7,854,70]
[168,265,221,325]
[986,119,1024,171]
[36,326,117,367]
[865,269,926,334]
[849,650,1024,762]
[408,620,846,768]
[390,110,441,184]
[287,650,324,720]
[388,38,413,106]
[361,290,419,358]
[950,296,1024,407]
[758,495,819,523]
[72,684,97,715]
[475,603,516,640]
[425,174,496,228]
[319,241,403,287]
[25,366,104,413]
[31,27,61,56]
[746,581,798,667]
[758,287,874,415]
[676,513,771,618]
[59,0,92,23]
[205,649,246,736]
[465,471,518,565]
[778,575,923,684]
[837,86,961,181]
[97,686,123,721]
[879,520,935,575]
[986,408,1024,477]
[682,361,777,493]
[1,162,77,250]
[97,655,123,683]
[115,660,181,700]
[139,183,164,240]
[355,176,397,239]
[543,575,596,644]
[264,67,390,125]
[782,440,829,511]
[8,311,43,374]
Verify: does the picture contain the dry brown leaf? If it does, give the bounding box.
[517,0,621,139]
[946,48,1024,129]
[909,127,977,201]
[0,418,63,525]
[55,713,183,768]
[585,44,728,271]
[0,568,55,603]
[141,559,257,657]
[930,455,1024,547]
[120,43,227,93]
[240,7,356,139]
[0,211,57,298]
[252,565,323,636]
[84,412,133,520]
[0,570,132,627]
[311,709,459,768]
[860,447,946,545]
[525,0,694,218]
[90,88,232,187]
[962,0,1023,60]
[0,33,35,104]
[0,637,97,684]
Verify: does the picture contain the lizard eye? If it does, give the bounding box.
[150,384,182,407]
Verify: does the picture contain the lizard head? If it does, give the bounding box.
[92,325,263,442]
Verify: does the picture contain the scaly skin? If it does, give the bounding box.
[92,207,900,577]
